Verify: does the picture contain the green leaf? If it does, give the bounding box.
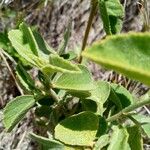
[42,54,80,75]
[19,22,38,56]
[89,81,110,104]
[99,0,111,35]
[107,126,130,150]
[20,23,56,58]
[83,33,150,86]
[3,95,35,132]
[16,64,36,92]
[105,0,124,17]
[142,124,150,137]
[8,29,47,67]
[94,134,110,150]
[98,0,124,34]
[30,133,64,150]
[127,125,143,150]
[0,32,9,50]
[96,116,107,137]
[32,29,56,55]
[132,114,150,124]
[52,65,96,91]
[109,16,123,34]
[110,83,134,108]
[81,99,98,113]
[55,111,99,146]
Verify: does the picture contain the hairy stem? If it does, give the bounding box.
[106,98,150,122]
[78,0,98,63]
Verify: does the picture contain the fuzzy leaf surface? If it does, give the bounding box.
[83,33,150,85]
[55,111,99,146]
[3,95,35,132]
[52,65,96,91]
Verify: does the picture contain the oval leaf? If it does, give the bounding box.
[83,33,150,86]
[52,65,96,91]
[55,111,99,146]
[3,95,35,132]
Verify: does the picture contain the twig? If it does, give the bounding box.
[78,0,98,63]
[0,49,24,95]
[106,98,150,122]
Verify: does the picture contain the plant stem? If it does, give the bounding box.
[50,89,60,103]
[106,98,150,122]
[78,0,98,63]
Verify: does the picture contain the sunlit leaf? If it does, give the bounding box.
[83,33,150,85]
[52,65,96,91]
[3,95,35,132]
[55,111,99,146]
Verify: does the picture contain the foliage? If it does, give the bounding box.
[1,0,150,149]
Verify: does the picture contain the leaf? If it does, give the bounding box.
[52,65,96,91]
[94,134,110,150]
[127,125,143,150]
[132,114,150,124]
[83,33,150,86]
[32,29,56,55]
[81,99,98,113]
[3,95,35,132]
[16,64,36,92]
[107,126,130,150]
[20,23,56,58]
[30,133,64,150]
[88,81,110,104]
[96,116,107,138]
[42,54,80,75]
[98,0,124,34]
[55,111,99,146]
[142,124,150,137]
[105,0,124,17]
[19,22,38,56]
[8,29,47,67]
[99,0,111,35]
[110,83,134,108]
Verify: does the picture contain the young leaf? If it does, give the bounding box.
[42,54,80,75]
[3,95,35,132]
[83,33,150,86]
[107,126,130,150]
[30,133,64,150]
[55,111,99,146]
[52,65,96,91]
[127,125,143,150]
